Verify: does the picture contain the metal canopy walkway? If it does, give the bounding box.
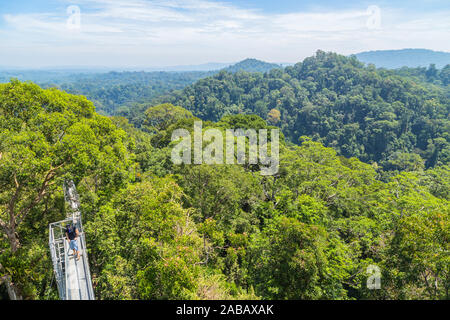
[48,180,95,300]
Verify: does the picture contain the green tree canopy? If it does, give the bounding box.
[0,80,131,299]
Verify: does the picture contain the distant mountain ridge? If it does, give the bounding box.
[0,59,280,73]
[355,49,450,69]
[222,58,282,73]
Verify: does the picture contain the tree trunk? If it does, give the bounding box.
[1,276,23,300]
[5,227,21,254]
[1,228,23,299]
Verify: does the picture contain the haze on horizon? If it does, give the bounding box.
[0,0,449,69]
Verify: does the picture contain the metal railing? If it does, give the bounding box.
[48,181,95,300]
[49,220,69,299]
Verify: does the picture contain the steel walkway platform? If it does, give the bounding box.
[49,180,95,300]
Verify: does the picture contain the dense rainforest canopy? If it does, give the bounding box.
[0,59,282,118]
[0,52,449,300]
[41,71,215,116]
[153,52,450,170]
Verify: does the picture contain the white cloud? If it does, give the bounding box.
[0,0,449,67]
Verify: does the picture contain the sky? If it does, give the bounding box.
[0,0,449,68]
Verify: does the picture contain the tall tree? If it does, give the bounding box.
[0,80,130,299]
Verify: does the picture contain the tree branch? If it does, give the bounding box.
[15,163,64,226]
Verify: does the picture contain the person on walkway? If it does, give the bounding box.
[65,224,81,261]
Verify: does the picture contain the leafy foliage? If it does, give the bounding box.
[1,53,449,301]
[161,51,450,169]
[222,59,282,73]
[0,80,131,299]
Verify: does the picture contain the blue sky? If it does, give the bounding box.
[0,0,449,68]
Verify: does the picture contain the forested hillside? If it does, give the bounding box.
[222,59,282,73]
[390,64,450,89]
[0,81,448,300]
[0,59,282,117]
[159,51,450,169]
[41,71,215,115]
